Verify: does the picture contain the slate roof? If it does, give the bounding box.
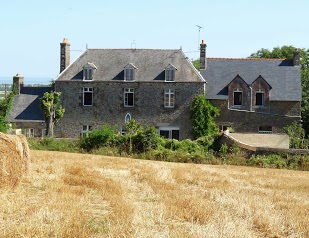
[201,58,301,101]
[56,49,204,82]
[7,87,52,122]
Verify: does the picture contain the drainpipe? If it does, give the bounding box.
[249,86,253,112]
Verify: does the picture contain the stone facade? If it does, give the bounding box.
[211,99,301,133]
[11,121,46,137]
[55,81,204,139]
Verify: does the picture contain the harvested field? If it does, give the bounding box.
[0,150,308,237]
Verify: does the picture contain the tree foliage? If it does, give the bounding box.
[0,89,16,132]
[192,58,200,71]
[191,94,219,138]
[40,91,65,137]
[250,46,309,136]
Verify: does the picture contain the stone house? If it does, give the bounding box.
[6,74,53,137]
[54,39,205,139]
[199,41,302,133]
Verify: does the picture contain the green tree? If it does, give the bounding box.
[192,58,200,71]
[40,91,65,137]
[191,94,219,138]
[250,46,309,136]
[0,89,16,133]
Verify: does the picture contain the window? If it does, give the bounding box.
[256,92,265,106]
[83,87,93,106]
[83,62,97,80]
[25,128,34,137]
[234,91,242,106]
[219,125,228,132]
[165,64,177,82]
[81,125,92,137]
[125,113,131,123]
[125,68,134,81]
[164,89,175,108]
[84,68,93,80]
[165,69,175,82]
[159,127,180,140]
[124,63,137,81]
[258,126,272,133]
[124,88,134,107]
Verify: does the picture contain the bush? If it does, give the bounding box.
[132,126,162,153]
[0,116,8,132]
[79,125,117,152]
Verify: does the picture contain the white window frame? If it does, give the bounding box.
[83,68,93,80]
[25,128,34,137]
[83,63,97,81]
[159,126,180,140]
[125,113,131,123]
[164,89,175,108]
[124,88,134,107]
[83,87,93,106]
[233,90,243,106]
[165,69,175,82]
[124,68,134,81]
[81,125,93,137]
[255,91,265,106]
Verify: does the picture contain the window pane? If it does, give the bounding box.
[171,130,179,140]
[170,94,175,107]
[164,94,169,106]
[128,93,134,106]
[234,92,242,105]
[160,130,170,139]
[259,126,272,133]
[256,92,264,106]
[84,92,93,106]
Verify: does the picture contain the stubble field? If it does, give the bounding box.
[1,150,308,237]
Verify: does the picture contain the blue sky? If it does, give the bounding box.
[0,0,308,80]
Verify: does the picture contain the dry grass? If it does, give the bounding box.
[0,150,308,237]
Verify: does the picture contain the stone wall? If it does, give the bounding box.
[55,81,204,139]
[12,121,46,137]
[211,99,301,133]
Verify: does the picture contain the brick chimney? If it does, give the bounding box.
[293,48,300,66]
[60,38,70,73]
[200,40,207,70]
[13,73,24,94]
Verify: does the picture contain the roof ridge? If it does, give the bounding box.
[208,57,288,61]
[87,48,181,51]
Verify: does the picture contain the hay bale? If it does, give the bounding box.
[0,132,30,188]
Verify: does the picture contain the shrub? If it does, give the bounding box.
[132,126,162,153]
[79,125,117,152]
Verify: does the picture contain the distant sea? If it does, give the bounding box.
[0,77,53,85]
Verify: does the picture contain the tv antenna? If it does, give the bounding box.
[131,40,136,49]
[196,25,203,50]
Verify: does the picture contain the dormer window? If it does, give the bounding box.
[256,91,265,106]
[165,64,177,82]
[124,63,137,81]
[83,62,97,81]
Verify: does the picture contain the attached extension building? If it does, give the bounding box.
[199,41,301,133]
